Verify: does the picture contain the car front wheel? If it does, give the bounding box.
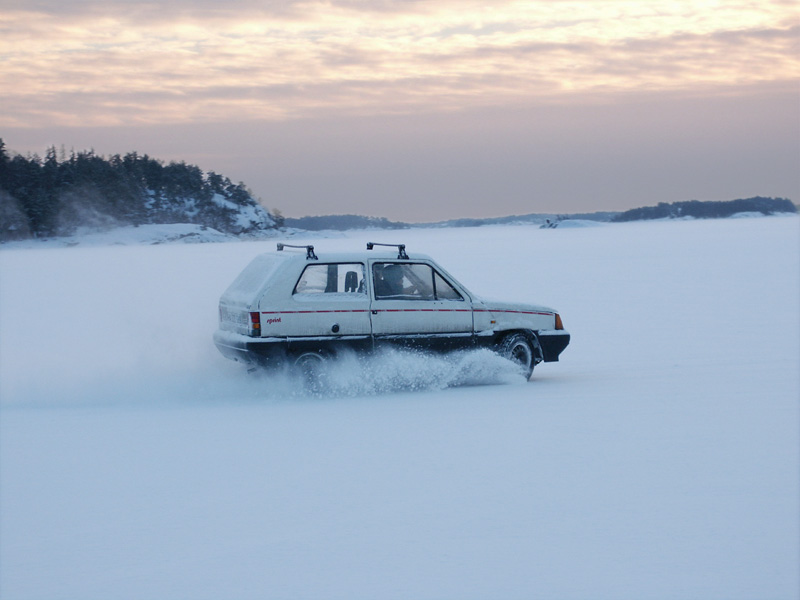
[498,333,535,380]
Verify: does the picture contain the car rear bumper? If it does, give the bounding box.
[213,330,373,365]
[213,330,286,365]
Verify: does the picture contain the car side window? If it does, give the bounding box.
[293,263,366,294]
[373,263,461,300]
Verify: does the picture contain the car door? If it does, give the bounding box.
[369,260,473,349]
[279,262,372,338]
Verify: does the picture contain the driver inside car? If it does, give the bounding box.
[374,264,406,297]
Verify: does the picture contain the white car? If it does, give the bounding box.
[214,243,570,379]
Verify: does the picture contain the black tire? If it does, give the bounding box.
[293,351,329,394]
[498,333,535,380]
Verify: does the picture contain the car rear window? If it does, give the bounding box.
[222,254,286,305]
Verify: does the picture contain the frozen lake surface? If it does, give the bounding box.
[1,217,798,599]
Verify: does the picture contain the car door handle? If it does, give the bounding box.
[371,310,378,315]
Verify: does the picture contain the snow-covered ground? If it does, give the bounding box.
[1,216,798,599]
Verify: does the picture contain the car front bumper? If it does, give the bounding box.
[537,330,570,362]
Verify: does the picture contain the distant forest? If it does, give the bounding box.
[1,140,796,243]
[0,140,279,241]
[612,197,796,222]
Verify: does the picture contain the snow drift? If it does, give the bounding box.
[1,216,798,600]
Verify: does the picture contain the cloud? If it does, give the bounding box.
[1,1,798,128]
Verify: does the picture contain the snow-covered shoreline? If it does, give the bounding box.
[1,211,796,251]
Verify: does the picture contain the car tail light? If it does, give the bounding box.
[249,311,261,336]
[555,313,564,330]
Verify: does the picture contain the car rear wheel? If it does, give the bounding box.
[498,333,535,380]
[293,351,330,394]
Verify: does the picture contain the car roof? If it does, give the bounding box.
[220,247,473,307]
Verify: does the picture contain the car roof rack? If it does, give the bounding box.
[277,243,318,260]
[366,242,408,260]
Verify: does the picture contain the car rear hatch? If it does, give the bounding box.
[218,254,286,336]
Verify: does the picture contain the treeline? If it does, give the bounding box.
[0,139,278,241]
[283,214,409,231]
[612,197,796,222]
[285,210,621,231]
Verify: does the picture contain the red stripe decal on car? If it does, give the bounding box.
[258,308,552,316]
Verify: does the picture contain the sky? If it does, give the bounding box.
[1,0,798,222]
